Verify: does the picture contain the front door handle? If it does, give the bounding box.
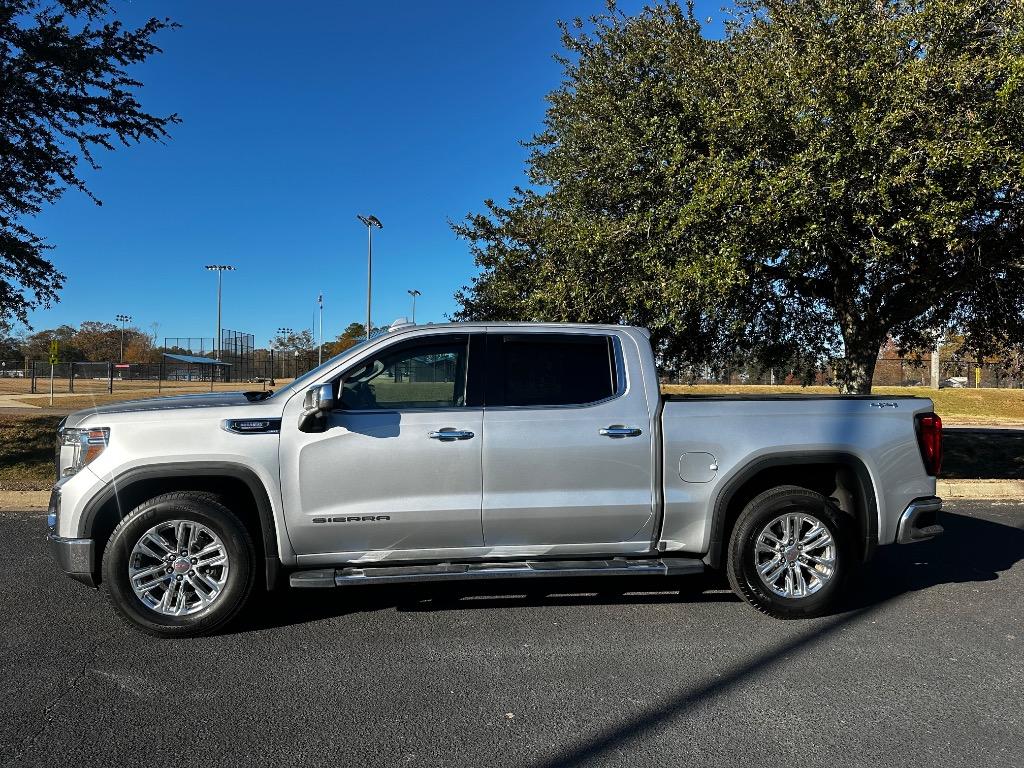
[428,429,475,441]
[599,426,642,438]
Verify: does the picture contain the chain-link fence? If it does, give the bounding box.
[19,350,323,398]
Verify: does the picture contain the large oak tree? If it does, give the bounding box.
[453,0,1024,392]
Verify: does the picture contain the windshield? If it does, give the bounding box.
[269,337,375,398]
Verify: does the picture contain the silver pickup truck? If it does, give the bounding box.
[47,322,944,637]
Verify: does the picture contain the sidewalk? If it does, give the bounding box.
[0,394,40,409]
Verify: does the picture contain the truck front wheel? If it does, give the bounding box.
[101,492,256,638]
[726,485,852,619]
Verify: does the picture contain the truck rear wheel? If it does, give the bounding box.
[101,492,255,638]
[726,485,852,619]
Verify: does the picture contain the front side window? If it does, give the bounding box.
[488,334,618,407]
[339,337,467,410]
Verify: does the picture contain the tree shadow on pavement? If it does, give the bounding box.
[230,509,1023,635]
[522,508,1024,768]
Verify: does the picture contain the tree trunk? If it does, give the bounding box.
[835,329,882,394]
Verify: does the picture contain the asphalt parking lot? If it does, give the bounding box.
[2,500,1022,768]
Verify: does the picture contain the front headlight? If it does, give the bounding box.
[57,427,110,477]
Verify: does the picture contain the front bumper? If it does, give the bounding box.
[48,534,97,587]
[47,485,97,586]
[896,496,944,544]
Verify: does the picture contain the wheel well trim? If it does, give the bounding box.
[79,462,283,587]
[705,451,879,569]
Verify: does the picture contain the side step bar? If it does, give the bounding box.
[289,557,704,588]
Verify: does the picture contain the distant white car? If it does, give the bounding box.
[942,377,969,388]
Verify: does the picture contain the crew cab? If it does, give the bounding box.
[47,322,944,636]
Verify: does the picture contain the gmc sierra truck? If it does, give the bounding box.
[47,322,944,637]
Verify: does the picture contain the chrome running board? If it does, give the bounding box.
[288,557,704,588]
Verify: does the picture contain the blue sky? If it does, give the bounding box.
[27,0,720,347]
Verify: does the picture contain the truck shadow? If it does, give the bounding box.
[841,507,1024,610]
[231,509,1023,634]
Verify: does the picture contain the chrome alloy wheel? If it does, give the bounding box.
[754,512,837,598]
[128,519,230,616]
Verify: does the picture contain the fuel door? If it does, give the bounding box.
[679,452,719,483]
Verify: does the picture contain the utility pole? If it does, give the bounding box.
[407,289,421,323]
[115,314,132,363]
[205,265,236,360]
[931,335,942,391]
[356,215,383,340]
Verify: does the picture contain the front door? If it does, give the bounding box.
[280,333,484,558]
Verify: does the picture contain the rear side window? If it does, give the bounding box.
[487,334,618,407]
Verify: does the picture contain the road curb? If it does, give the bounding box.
[937,479,1024,500]
[0,490,49,510]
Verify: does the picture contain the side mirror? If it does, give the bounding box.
[298,383,335,433]
[303,383,334,412]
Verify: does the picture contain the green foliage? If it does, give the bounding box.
[0,0,178,327]
[453,0,1024,392]
[271,328,315,353]
[20,319,153,362]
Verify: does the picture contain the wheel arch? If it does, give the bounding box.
[80,462,282,590]
[705,452,878,570]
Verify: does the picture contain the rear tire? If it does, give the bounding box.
[726,485,852,619]
[101,491,255,638]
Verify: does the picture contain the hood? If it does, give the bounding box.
[63,391,269,427]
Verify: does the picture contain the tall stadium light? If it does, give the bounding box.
[356,215,383,340]
[204,265,236,360]
[317,293,324,365]
[115,314,132,363]
[407,289,421,324]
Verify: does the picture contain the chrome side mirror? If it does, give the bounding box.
[304,383,334,412]
[298,383,335,433]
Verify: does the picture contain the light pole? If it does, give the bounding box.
[356,215,383,340]
[115,314,132,363]
[205,265,236,360]
[277,327,293,379]
[407,289,421,323]
[317,293,324,365]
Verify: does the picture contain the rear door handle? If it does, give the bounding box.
[428,429,475,441]
[599,426,642,438]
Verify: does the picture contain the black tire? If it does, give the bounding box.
[101,491,255,638]
[726,485,853,619]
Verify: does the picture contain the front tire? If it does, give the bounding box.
[726,485,852,619]
[101,492,255,638]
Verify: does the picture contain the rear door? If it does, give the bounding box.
[481,330,656,549]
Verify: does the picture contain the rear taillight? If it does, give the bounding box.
[915,413,942,476]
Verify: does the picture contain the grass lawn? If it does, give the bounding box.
[0,414,60,491]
